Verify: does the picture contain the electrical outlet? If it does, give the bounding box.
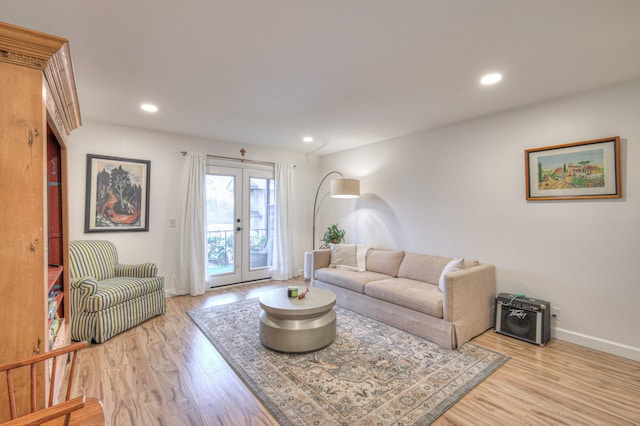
[551,306,560,321]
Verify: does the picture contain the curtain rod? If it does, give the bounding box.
[181,151,295,168]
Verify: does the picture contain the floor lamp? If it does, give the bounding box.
[312,171,360,250]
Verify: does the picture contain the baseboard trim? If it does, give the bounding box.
[552,327,640,362]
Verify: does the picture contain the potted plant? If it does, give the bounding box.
[322,223,346,247]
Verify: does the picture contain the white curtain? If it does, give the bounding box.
[271,163,294,280]
[170,152,207,296]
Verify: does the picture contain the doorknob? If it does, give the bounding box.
[236,226,242,231]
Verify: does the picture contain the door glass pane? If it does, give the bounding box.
[206,174,235,276]
[249,177,274,270]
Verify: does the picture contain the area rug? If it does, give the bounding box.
[187,298,509,425]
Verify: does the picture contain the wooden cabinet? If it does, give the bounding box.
[0,22,81,421]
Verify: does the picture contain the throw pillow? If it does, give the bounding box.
[329,244,358,269]
[438,257,464,292]
[356,244,370,272]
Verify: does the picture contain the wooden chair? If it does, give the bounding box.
[0,342,105,425]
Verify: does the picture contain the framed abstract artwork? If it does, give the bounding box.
[85,154,151,232]
[525,136,621,201]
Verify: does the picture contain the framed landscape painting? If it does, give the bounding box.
[85,154,151,232]
[525,137,621,201]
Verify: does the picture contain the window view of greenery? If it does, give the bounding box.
[205,174,274,276]
[249,178,274,270]
[206,175,235,274]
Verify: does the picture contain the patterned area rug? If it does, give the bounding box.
[188,298,508,425]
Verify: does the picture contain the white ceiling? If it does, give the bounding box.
[3,1,640,155]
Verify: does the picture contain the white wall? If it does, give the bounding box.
[318,79,640,361]
[66,121,319,290]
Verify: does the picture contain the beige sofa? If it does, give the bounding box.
[311,247,496,349]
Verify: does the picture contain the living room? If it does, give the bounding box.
[66,72,640,362]
[2,1,640,425]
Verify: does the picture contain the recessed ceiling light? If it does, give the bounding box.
[303,136,314,143]
[480,73,502,85]
[140,103,158,113]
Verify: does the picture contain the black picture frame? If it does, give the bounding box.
[85,154,151,232]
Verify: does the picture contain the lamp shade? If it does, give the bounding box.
[330,178,360,198]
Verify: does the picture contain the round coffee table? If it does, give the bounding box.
[259,286,336,353]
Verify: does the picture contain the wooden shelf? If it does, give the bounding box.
[48,265,63,293]
[48,293,64,324]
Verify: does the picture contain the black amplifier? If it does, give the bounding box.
[495,293,550,346]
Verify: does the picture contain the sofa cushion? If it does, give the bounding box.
[314,267,390,293]
[364,278,443,318]
[329,244,358,269]
[366,249,405,277]
[397,252,454,284]
[464,259,479,268]
[85,276,165,312]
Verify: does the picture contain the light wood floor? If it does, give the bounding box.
[71,280,640,425]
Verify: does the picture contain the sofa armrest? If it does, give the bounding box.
[442,264,496,347]
[114,263,158,278]
[311,249,331,272]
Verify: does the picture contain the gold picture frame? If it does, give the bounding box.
[525,136,621,201]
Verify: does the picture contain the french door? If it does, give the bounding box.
[205,164,274,287]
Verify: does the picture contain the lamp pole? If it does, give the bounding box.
[312,171,344,250]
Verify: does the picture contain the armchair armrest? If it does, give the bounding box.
[70,277,99,312]
[1,396,87,426]
[70,277,98,293]
[442,264,496,347]
[114,262,158,278]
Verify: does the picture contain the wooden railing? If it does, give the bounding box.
[207,228,269,266]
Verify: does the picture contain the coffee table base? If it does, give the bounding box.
[259,309,336,353]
